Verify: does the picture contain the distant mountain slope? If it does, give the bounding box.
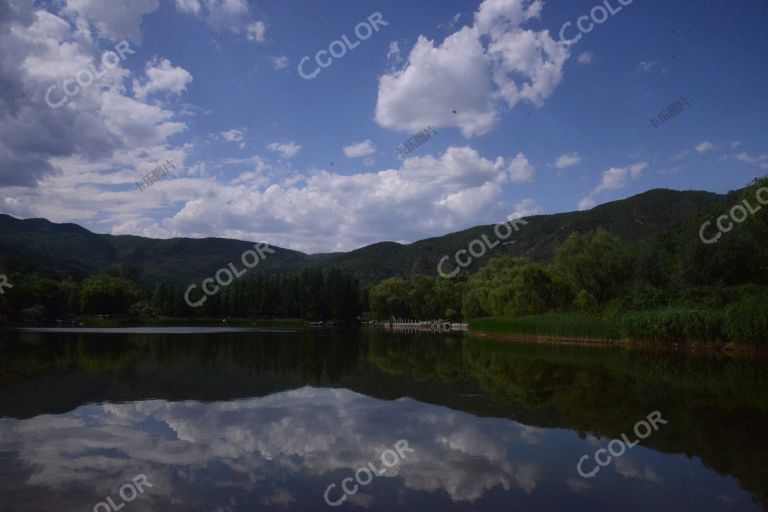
[312,189,726,281]
[0,188,729,286]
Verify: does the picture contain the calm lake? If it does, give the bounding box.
[0,327,766,511]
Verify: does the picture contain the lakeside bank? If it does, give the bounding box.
[468,309,768,351]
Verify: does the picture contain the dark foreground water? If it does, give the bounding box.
[0,327,766,512]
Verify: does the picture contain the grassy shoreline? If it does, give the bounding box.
[469,308,767,348]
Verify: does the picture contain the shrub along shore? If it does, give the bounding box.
[470,299,768,347]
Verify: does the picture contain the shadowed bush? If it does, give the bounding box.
[620,309,724,342]
[724,297,768,345]
[470,313,620,340]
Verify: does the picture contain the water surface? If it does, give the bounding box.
[0,327,765,511]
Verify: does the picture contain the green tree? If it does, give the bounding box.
[555,230,633,304]
[370,278,411,319]
[79,275,144,314]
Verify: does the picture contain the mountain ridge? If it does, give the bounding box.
[0,187,733,285]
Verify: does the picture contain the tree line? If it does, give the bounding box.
[368,177,768,333]
[2,177,766,335]
[0,267,362,323]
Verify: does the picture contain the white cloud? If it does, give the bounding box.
[386,41,402,66]
[554,152,583,170]
[578,162,648,212]
[267,141,302,159]
[671,150,690,162]
[1,145,533,252]
[174,0,266,42]
[0,2,186,189]
[577,52,593,64]
[637,61,657,73]
[509,198,540,219]
[343,140,376,159]
[375,0,569,138]
[695,141,715,154]
[594,163,647,194]
[133,58,193,101]
[270,55,289,70]
[733,152,768,171]
[441,13,463,31]
[221,129,245,144]
[175,0,201,15]
[507,152,535,182]
[65,0,159,42]
[246,21,267,43]
[578,196,596,211]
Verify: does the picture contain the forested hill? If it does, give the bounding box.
[0,187,731,285]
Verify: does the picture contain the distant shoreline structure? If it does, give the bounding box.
[383,319,468,333]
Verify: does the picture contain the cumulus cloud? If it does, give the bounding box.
[507,152,535,182]
[554,152,582,170]
[174,0,266,42]
[175,0,201,15]
[695,141,715,154]
[375,0,569,138]
[343,140,376,159]
[578,196,596,211]
[64,0,159,42]
[594,163,647,194]
[0,1,545,254]
[164,146,530,251]
[133,58,193,101]
[246,21,267,42]
[267,141,301,159]
[732,151,768,171]
[220,129,246,149]
[1,142,535,252]
[0,2,186,188]
[577,52,593,64]
[578,162,648,211]
[508,198,541,219]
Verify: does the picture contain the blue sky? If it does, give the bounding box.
[1,0,766,252]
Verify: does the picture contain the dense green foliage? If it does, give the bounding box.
[151,268,361,321]
[0,267,361,323]
[369,177,768,344]
[80,275,144,315]
[620,309,725,342]
[368,275,465,320]
[724,297,768,344]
